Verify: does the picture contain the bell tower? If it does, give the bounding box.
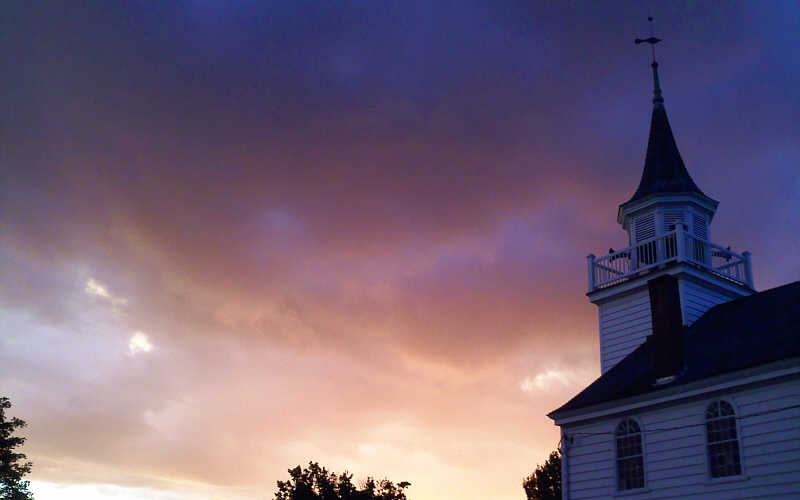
[587,29,754,374]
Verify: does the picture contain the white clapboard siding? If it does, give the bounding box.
[681,280,734,326]
[596,278,742,373]
[598,289,652,373]
[562,377,800,499]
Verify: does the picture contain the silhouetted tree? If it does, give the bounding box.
[523,450,561,500]
[274,462,410,500]
[0,397,33,500]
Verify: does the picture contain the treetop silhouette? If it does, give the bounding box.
[274,461,409,500]
[0,397,34,500]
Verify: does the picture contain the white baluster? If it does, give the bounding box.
[675,224,685,262]
[743,251,754,289]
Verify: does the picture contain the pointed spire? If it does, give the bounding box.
[624,19,710,206]
[626,105,704,203]
[651,61,664,108]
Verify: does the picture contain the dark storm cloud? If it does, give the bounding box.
[1,2,798,499]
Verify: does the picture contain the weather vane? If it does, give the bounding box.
[635,16,664,108]
[635,16,661,64]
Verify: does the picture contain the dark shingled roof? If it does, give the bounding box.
[550,281,800,417]
[622,105,709,206]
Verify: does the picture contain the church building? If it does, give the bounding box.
[548,40,800,498]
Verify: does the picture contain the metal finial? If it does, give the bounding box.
[635,17,664,108]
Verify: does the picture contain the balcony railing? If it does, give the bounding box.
[587,226,753,292]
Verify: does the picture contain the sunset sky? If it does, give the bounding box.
[2,2,799,499]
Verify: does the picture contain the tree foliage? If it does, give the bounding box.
[0,397,33,500]
[274,462,410,500]
[523,450,561,500]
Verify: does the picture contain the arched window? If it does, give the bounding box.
[706,400,742,477]
[615,419,644,490]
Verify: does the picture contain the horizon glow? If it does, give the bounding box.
[2,2,799,499]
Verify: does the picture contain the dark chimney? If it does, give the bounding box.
[647,275,685,380]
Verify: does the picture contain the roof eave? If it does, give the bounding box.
[548,357,800,425]
[617,191,720,225]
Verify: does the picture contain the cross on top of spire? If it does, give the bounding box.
[635,17,664,108]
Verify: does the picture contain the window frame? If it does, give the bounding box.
[614,417,647,491]
[704,399,744,479]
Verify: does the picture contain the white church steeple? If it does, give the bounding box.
[587,31,754,374]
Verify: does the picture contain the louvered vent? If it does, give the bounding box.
[663,209,685,233]
[693,213,708,240]
[634,213,656,242]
